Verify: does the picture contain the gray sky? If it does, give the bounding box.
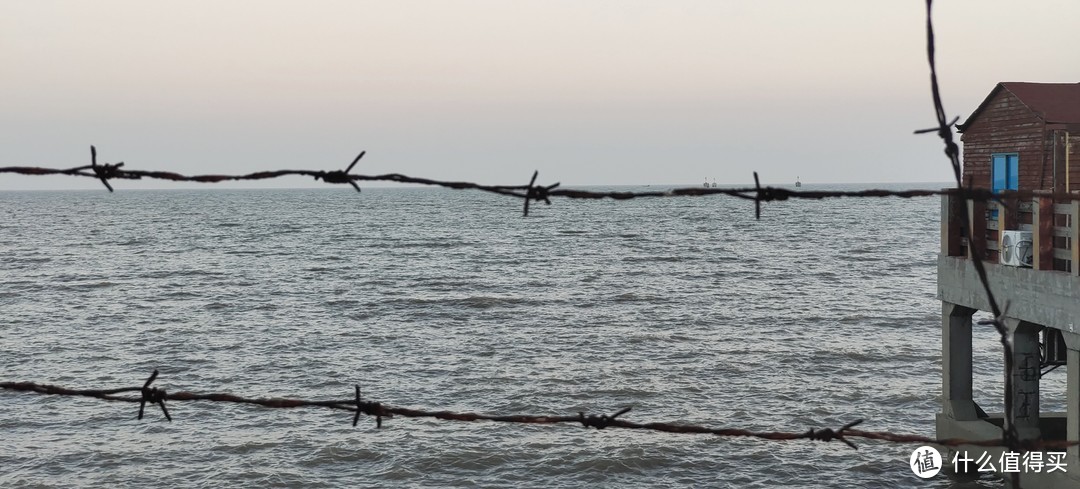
[2,0,1078,190]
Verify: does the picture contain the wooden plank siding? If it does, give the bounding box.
[960,90,1048,190]
[1066,132,1080,193]
[944,194,1078,274]
[1033,196,1054,269]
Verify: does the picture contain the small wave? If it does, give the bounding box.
[394,241,469,249]
[299,446,384,466]
[303,266,339,273]
[839,254,881,262]
[846,246,885,255]
[412,280,475,289]
[140,269,224,279]
[453,296,530,309]
[158,248,193,254]
[837,314,871,324]
[621,256,685,263]
[611,292,665,303]
[625,333,693,345]
[63,281,115,290]
[13,256,51,264]
[162,290,202,299]
[838,351,890,362]
[210,441,282,455]
[115,238,154,246]
[393,296,529,309]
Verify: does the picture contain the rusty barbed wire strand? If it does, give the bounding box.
[920,0,1022,485]
[5,150,1079,219]
[4,371,1078,452]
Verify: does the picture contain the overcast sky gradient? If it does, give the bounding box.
[2,0,1079,190]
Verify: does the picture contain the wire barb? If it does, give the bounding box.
[353,385,363,427]
[351,385,386,428]
[804,419,863,450]
[753,172,762,219]
[317,150,365,192]
[89,145,124,192]
[137,370,171,422]
[578,407,633,430]
[914,116,960,135]
[522,170,539,217]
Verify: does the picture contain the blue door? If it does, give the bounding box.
[991,153,1018,220]
[992,153,1019,193]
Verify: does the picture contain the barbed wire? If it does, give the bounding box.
[3,370,1077,452]
[919,0,1023,485]
[4,152,1079,219]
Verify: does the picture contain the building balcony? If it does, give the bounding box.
[938,192,1080,488]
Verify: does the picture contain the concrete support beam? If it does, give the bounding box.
[942,302,978,420]
[938,256,1080,334]
[1004,318,1041,441]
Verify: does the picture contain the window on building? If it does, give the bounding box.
[991,153,1019,193]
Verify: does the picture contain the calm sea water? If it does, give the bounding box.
[0,183,1054,488]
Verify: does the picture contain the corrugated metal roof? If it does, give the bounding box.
[957,82,1080,131]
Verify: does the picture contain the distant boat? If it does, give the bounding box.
[711,179,717,188]
[795,176,802,188]
[704,178,709,188]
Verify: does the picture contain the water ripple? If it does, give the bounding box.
[0,185,959,488]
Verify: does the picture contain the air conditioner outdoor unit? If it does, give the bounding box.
[1000,230,1033,267]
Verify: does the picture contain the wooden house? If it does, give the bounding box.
[958,82,1080,193]
[936,82,1080,487]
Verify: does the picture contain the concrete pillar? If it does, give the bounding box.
[942,302,978,420]
[1068,348,1079,466]
[1004,318,1041,441]
[1061,331,1080,465]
